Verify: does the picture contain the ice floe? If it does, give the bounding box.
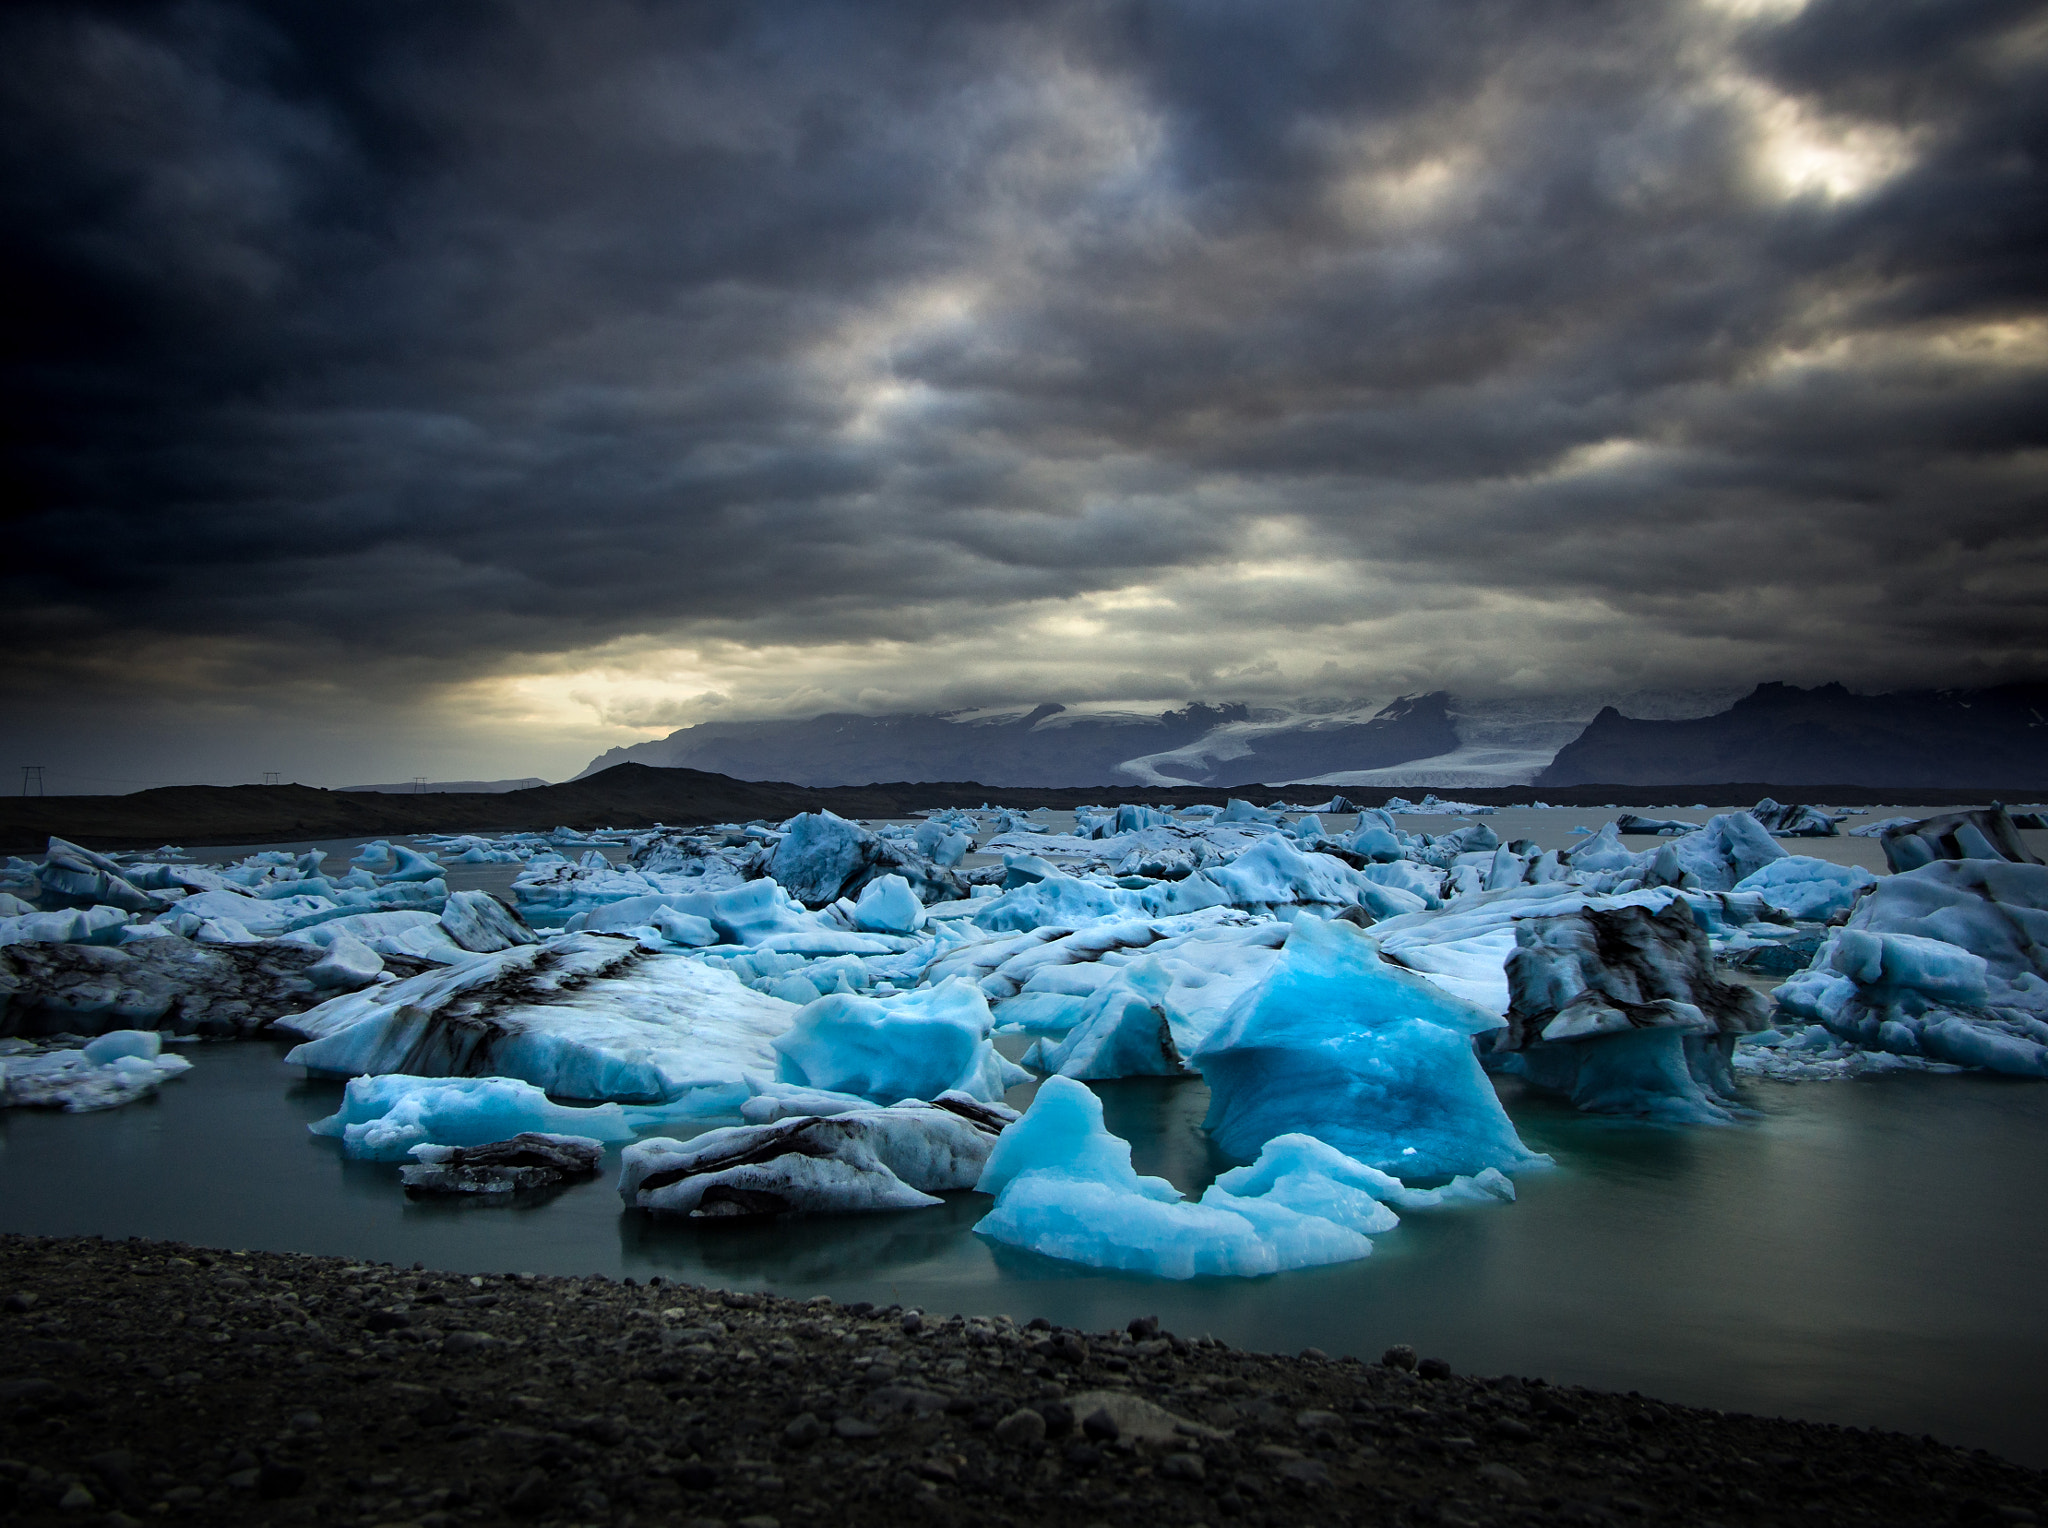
[0,1029,193,1111]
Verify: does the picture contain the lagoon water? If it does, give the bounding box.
[3,1041,2044,1466]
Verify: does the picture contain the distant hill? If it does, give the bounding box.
[578,695,1458,788]
[1538,682,2048,789]
[5,762,2016,856]
[340,778,548,794]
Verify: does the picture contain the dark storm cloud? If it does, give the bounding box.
[3,0,2045,754]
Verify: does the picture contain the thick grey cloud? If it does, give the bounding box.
[2,0,2044,784]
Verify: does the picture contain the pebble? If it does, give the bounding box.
[833,1416,880,1440]
[994,1407,1047,1447]
[58,1482,95,1510]
[1381,1343,1418,1371]
[1080,1407,1119,1444]
[1159,1451,1205,1482]
[1475,1461,1530,1494]
[782,1413,828,1446]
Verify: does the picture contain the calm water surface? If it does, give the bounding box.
[3,1045,2043,1466]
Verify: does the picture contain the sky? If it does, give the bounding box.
[4,0,2045,790]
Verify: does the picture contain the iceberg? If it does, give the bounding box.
[400,1132,606,1194]
[1748,798,1843,837]
[620,1097,1007,1217]
[1022,957,1192,1079]
[1879,805,2043,873]
[309,1073,638,1160]
[1488,902,1769,1122]
[0,933,333,1038]
[768,811,965,907]
[771,978,1025,1103]
[438,890,539,953]
[281,934,800,1103]
[1776,860,2048,1077]
[1191,916,1548,1177]
[852,874,925,935]
[35,839,160,913]
[0,1030,193,1112]
[1732,857,1875,922]
[972,1079,1507,1279]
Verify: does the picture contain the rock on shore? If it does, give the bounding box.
[1,1233,2042,1528]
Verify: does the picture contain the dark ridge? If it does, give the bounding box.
[1539,681,2048,789]
[0,763,2039,855]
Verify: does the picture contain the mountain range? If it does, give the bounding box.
[577,682,2047,791]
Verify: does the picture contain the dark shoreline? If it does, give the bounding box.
[2,1233,2041,1528]
[4,760,2041,854]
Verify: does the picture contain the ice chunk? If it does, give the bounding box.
[306,932,386,991]
[80,1028,161,1063]
[0,933,333,1038]
[972,872,1139,932]
[162,887,339,937]
[772,978,1023,1103]
[1732,857,1876,922]
[439,890,538,953]
[1022,957,1191,1079]
[651,908,719,947]
[0,905,134,947]
[1488,901,1769,1123]
[853,874,925,935]
[349,841,446,882]
[1748,798,1843,837]
[281,934,800,1104]
[738,1076,881,1122]
[309,1073,637,1160]
[1880,806,2042,872]
[1201,1134,1402,1236]
[1616,814,1701,836]
[1,1034,192,1112]
[569,880,815,945]
[620,1098,1005,1217]
[1775,859,2048,1077]
[769,810,965,907]
[1207,836,1376,910]
[1192,916,1547,1178]
[991,991,1088,1034]
[400,1132,605,1194]
[972,1079,1438,1279]
[36,839,159,913]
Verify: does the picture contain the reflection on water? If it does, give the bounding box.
[2,1040,2044,1466]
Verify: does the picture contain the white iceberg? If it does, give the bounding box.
[281,934,800,1103]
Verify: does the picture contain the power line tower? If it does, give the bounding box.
[262,771,281,786]
[20,766,44,796]
[413,776,428,794]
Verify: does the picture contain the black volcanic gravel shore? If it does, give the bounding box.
[3,1233,2042,1528]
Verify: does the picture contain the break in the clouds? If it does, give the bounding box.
[3,0,2045,785]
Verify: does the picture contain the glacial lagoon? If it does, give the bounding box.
[6,804,2046,1470]
[3,1035,2044,1466]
